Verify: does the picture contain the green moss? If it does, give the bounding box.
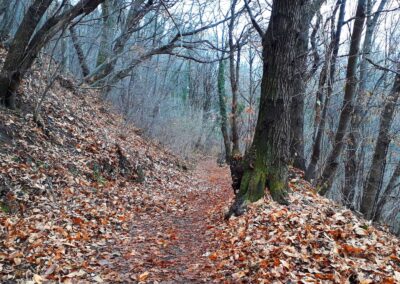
[0,202,10,213]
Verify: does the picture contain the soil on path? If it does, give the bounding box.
[110,159,233,283]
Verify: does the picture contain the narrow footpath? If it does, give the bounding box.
[110,160,233,283]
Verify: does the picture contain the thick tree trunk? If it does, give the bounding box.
[360,63,400,219]
[317,0,366,195]
[217,59,231,162]
[229,0,311,216]
[306,0,346,181]
[290,2,322,171]
[344,0,388,207]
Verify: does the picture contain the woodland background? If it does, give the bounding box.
[0,0,399,235]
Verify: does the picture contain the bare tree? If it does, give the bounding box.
[360,60,400,219]
[0,0,105,109]
[316,0,367,195]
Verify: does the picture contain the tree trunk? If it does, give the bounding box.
[228,0,241,156]
[374,160,400,221]
[96,0,117,67]
[306,0,346,181]
[344,0,388,207]
[88,0,154,84]
[229,0,312,216]
[69,26,90,77]
[217,59,231,162]
[290,1,322,171]
[0,0,105,109]
[317,0,367,195]
[0,0,52,109]
[360,62,400,219]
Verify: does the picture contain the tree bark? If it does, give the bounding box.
[0,0,105,109]
[317,0,367,195]
[306,0,346,181]
[69,26,90,77]
[360,62,400,219]
[290,1,323,171]
[0,0,52,109]
[228,0,241,157]
[229,0,312,215]
[344,0,388,207]
[96,0,117,67]
[217,59,231,162]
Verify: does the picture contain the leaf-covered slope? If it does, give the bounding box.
[0,47,399,283]
[0,48,194,282]
[208,173,400,283]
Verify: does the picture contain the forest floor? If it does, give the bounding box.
[1,48,400,283]
[106,160,234,283]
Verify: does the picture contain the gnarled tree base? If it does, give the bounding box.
[225,166,289,219]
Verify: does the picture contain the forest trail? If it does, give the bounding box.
[109,160,233,283]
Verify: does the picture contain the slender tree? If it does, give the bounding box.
[360,61,400,219]
[344,0,388,206]
[217,59,232,162]
[306,0,346,180]
[317,0,367,194]
[228,0,241,157]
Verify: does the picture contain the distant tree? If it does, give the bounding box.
[228,0,242,157]
[306,0,346,181]
[217,59,232,162]
[316,0,367,195]
[344,0,388,207]
[361,60,400,219]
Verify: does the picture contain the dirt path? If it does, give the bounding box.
[110,160,233,283]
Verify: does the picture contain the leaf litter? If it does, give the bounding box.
[0,47,399,283]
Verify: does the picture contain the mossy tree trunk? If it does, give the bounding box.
[229,0,315,215]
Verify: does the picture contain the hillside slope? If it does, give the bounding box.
[0,48,399,283]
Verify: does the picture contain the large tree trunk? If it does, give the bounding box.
[229,0,312,216]
[305,0,346,181]
[360,62,400,219]
[217,59,231,162]
[344,0,388,207]
[289,1,323,171]
[316,0,366,195]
